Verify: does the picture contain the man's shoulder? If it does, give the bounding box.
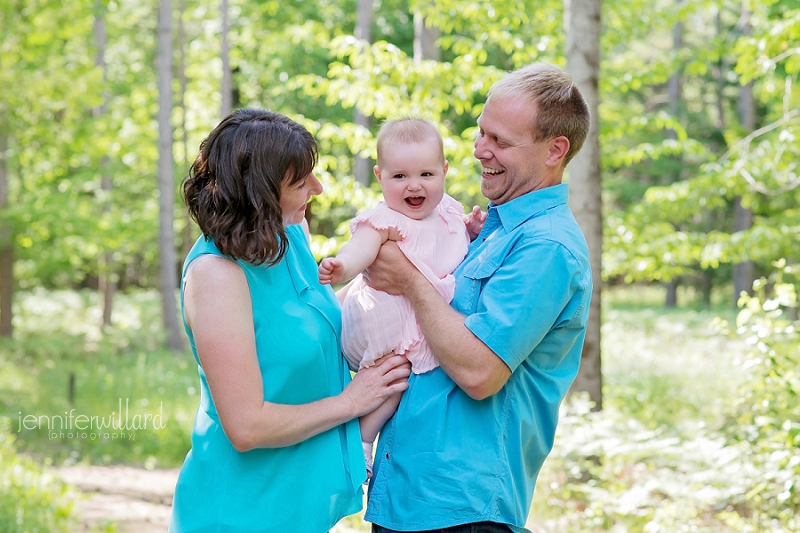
[515,206,588,255]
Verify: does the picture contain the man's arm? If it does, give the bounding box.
[365,242,510,400]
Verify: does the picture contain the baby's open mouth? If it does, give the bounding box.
[405,196,425,207]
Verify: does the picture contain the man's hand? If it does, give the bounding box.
[362,242,418,296]
[463,205,487,241]
[318,257,345,285]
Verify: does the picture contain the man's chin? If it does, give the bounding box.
[480,183,499,202]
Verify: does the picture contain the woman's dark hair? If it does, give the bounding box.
[183,108,318,265]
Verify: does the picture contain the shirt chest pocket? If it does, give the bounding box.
[452,256,502,316]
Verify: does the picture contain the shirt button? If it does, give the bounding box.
[385,453,390,459]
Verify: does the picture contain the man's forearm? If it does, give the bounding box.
[404,269,511,400]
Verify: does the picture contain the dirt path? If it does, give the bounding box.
[55,465,178,532]
[54,465,369,532]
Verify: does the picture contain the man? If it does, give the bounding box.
[362,62,593,533]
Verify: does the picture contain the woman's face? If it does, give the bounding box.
[279,171,323,226]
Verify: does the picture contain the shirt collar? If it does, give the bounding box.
[490,183,569,232]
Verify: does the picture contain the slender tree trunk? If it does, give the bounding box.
[0,118,12,338]
[701,270,713,307]
[178,0,195,260]
[715,9,726,133]
[158,0,184,350]
[788,259,799,321]
[665,1,683,308]
[353,0,373,186]
[94,0,115,329]
[700,6,724,311]
[413,4,440,62]
[665,279,678,307]
[733,1,755,306]
[732,195,754,303]
[565,0,602,409]
[220,0,232,118]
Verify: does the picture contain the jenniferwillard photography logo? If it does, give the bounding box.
[17,398,166,441]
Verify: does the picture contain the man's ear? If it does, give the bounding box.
[546,136,570,167]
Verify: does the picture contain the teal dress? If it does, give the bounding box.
[169,224,365,533]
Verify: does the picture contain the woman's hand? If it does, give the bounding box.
[186,257,408,451]
[341,353,411,417]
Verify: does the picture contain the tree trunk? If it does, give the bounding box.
[714,8,726,132]
[565,0,602,410]
[158,0,184,350]
[220,0,232,118]
[665,1,683,309]
[94,0,115,329]
[733,1,755,306]
[665,279,678,307]
[178,0,195,259]
[413,4,440,62]
[701,269,713,308]
[0,120,12,338]
[789,261,799,321]
[353,0,373,186]
[732,195,754,303]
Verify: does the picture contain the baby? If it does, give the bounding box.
[319,117,484,478]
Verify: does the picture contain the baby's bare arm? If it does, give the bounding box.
[319,225,386,284]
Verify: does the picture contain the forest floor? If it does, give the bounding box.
[54,464,549,532]
[54,464,370,532]
[54,465,177,533]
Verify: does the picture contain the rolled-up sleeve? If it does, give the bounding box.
[464,237,579,372]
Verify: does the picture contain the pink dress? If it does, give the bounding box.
[341,194,470,374]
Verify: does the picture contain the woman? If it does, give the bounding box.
[169,108,410,533]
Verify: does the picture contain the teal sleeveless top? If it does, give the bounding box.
[169,224,365,533]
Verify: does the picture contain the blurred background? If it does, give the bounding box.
[0,0,797,531]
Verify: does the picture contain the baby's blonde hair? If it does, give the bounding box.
[375,118,444,166]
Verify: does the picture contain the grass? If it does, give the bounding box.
[526,285,798,532]
[0,289,197,469]
[602,288,748,432]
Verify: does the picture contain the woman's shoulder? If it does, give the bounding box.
[186,253,245,288]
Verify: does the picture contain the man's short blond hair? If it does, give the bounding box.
[488,63,590,165]
[375,117,445,166]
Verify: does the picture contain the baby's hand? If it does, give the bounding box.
[318,257,345,285]
[463,205,487,241]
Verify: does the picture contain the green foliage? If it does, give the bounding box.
[603,0,800,290]
[0,420,74,533]
[533,398,776,532]
[726,267,800,522]
[2,0,795,294]
[0,290,195,467]
[530,291,799,532]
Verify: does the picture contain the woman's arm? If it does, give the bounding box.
[185,256,410,452]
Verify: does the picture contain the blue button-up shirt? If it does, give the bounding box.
[365,183,592,532]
